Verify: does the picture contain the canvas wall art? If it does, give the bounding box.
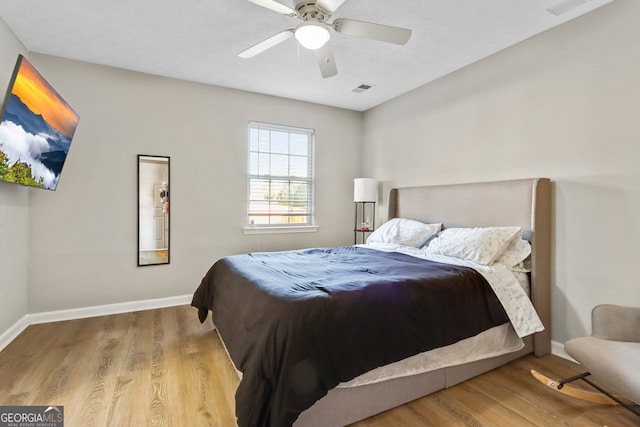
[0,54,79,190]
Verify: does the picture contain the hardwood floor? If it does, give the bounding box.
[0,305,637,426]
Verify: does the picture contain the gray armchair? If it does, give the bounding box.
[564,304,640,413]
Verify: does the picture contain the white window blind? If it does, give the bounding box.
[248,121,314,227]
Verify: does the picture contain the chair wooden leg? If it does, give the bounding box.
[578,376,640,416]
[531,370,618,405]
[531,370,640,416]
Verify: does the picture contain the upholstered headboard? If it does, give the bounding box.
[388,178,551,356]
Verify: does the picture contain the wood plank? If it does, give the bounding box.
[1,305,638,426]
[103,310,153,426]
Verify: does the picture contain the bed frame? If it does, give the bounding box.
[293,177,551,426]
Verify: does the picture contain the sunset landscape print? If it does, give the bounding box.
[0,55,79,190]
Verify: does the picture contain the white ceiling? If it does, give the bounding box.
[0,0,613,112]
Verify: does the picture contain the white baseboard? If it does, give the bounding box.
[0,315,30,354]
[0,294,192,353]
[551,339,576,363]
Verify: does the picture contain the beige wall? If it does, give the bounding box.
[24,54,362,313]
[363,0,640,342]
[0,20,29,336]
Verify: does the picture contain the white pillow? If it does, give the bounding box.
[494,230,531,272]
[425,226,521,265]
[366,218,441,248]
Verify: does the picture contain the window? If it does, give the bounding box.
[247,121,314,229]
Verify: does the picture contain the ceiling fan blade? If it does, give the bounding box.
[316,0,347,13]
[333,18,411,45]
[315,42,338,78]
[246,0,296,16]
[238,30,294,58]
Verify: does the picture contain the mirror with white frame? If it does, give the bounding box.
[138,155,170,266]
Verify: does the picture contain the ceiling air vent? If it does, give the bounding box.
[352,84,373,94]
[546,0,588,16]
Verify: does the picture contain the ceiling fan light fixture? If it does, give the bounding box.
[295,22,330,50]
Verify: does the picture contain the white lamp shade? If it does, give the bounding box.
[295,22,330,50]
[354,178,378,202]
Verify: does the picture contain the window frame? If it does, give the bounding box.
[244,121,317,234]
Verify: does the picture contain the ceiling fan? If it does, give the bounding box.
[238,0,412,78]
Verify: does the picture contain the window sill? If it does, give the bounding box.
[243,225,319,235]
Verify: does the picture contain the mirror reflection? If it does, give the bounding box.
[138,155,170,266]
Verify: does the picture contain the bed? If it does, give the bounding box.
[192,177,551,427]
